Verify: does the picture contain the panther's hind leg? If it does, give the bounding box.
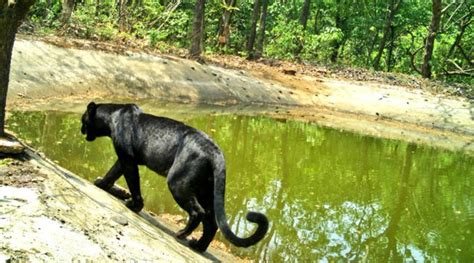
[167,157,206,240]
[173,196,205,240]
[189,209,217,252]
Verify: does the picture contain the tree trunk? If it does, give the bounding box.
[45,0,52,17]
[386,25,396,71]
[0,0,36,137]
[255,0,269,58]
[373,0,401,71]
[421,0,442,79]
[189,0,207,59]
[313,7,320,34]
[299,0,311,29]
[366,29,379,66]
[247,0,261,59]
[443,12,471,67]
[95,0,101,16]
[60,0,75,25]
[330,13,343,63]
[133,0,142,7]
[217,0,236,48]
[117,0,128,32]
[295,0,311,57]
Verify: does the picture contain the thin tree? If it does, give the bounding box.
[247,0,261,59]
[95,0,101,16]
[299,0,311,28]
[330,12,343,62]
[442,3,473,76]
[313,7,320,34]
[295,0,311,57]
[330,0,347,63]
[0,0,36,137]
[385,25,396,71]
[117,0,128,32]
[255,0,269,58]
[189,0,206,59]
[217,0,237,49]
[60,0,75,25]
[373,0,402,71]
[421,0,442,78]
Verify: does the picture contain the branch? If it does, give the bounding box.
[149,0,181,29]
[441,2,455,15]
[444,0,464,27]
[443,3,473,32]
[448,59,465,71]
[441,59,474,77]
[440,69,474,77]
[405,31,423,74]
[456,44,473,66]
[409,46,423,74]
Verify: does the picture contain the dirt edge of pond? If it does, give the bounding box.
[0,145,247,262]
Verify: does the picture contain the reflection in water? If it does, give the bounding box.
[7,111,474,262]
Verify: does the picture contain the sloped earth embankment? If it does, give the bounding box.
[8,40,313,107]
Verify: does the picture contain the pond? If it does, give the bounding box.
[7,108,474,262]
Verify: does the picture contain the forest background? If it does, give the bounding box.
[22,0,473,86]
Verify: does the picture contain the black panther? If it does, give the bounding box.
[81,102,268,252]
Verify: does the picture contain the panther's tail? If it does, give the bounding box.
[211,151,269,247]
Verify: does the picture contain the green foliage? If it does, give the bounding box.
[26,0,473,86]
[302,27,343,62]
[160,9,192,47]
[266,20,304,59]
[148,29,163,47]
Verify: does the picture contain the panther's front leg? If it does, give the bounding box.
[94,160,131,200]
[122,162,144,213]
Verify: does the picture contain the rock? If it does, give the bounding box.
[282,69,297,76]
[111,215,129,226]
[0,136,25,154]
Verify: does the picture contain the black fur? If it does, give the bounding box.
[81,102,269,252]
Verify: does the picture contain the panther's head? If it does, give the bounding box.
[81,102,98,141]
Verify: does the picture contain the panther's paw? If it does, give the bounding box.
[174,230,188,240]
[188,239,206,253]
[94,177,108,189]
[125,198,144,213]
[109,186,131,200]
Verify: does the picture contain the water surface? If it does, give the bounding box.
[7,110,474,261]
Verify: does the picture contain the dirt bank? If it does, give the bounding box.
[0,148,243,262]
[8,37,474,154]
[9,39,313,107]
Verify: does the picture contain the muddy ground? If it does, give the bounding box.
[1,36,473,261]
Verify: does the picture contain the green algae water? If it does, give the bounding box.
[7,110,474,262]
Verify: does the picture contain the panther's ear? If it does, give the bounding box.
[87,101,96,111]
[86,102,97,120]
